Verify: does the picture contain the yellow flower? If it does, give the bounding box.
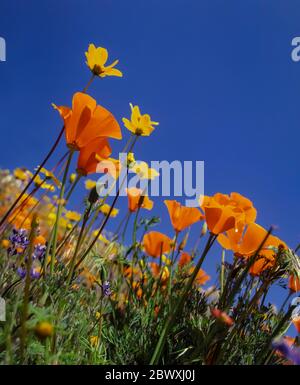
[161,266,170,282]
[32,174,55,191]
[85,179,97,190]
[131,161,159,180]
[69,173,77,184]
[85,44,123,78]
[39,167,61,187]
[65,211,81,222]
[92,231,109,244]
[95,312,101,320]
[122,103,159,136]
[127,152,135,167]
[161,255,171,266]
[99,203,119,218]
[90,335,99,347]
[14,168,33,181]
[1,239,10,249]
[35,321,53,339]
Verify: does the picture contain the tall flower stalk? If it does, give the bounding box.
[50,150,74,275]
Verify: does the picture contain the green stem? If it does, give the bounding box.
[168,231,179,308]
[220,249,225,296]
[50,150,74,275]
[20,215,38,362]
[65,174,81,203]
[66,204,92,285]
[150,233,216,364]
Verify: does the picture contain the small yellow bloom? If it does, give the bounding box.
[85,179,97,190]
[127,152,135,167]
[161,255,171,266]
[161,266,170,282]
[131,161,159,180]
[90,335,99,347]
[95,311,101,320]
[99,203,119,218]
[65,211,81,222]
[85,44,123,78]
[1,239,10,249]
[32,174,55,191]
[122,103,159,136]
[35,321,53,339]
[39,167,61,187]
[69,173,77,183]
[14,168,33,181]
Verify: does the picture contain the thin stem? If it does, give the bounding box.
[65,174,82,203]
[220,249,225,295]
[66,204,92,285]
[73,136,138,272]
[82,74,96,93]
[50,150,74,275]
[20,215,38,361]
[0,126,65,230]
[150,233,216,364]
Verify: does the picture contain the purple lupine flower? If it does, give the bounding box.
[32,244,46,262]
[17,267,26,279]
[272,338,300,365]
[30,268,41,279]
[8,228,29,256]
[16,266,41,280]
[102,281,112,297]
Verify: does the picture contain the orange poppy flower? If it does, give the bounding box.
[53,92,122,150]
[178,252,192,268]
[218,223,286,257]
[218,223,287,275]
[200,192,256,235]
[33,235,46,245]
[288,275,300,293]
[150,262,170,283]
[188,267,210,285]
[211,307,234,326]
[126,187,153,212]
[77,137,112,176]
[164,200,203,233]
[143,231,172,258]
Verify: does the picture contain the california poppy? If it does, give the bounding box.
[200,192,257,235]
[122,103,159,136]
[77,137,112,176]
[178,252,192,268]
[143,231,172,258]
[211,308,234,326]
[289,275,300,292]
[218,222,286,275]
[218,223,286,259]
[164,200,203,233]
[53,92,122,150]
[189,267,210,285]
[126,187,153,212]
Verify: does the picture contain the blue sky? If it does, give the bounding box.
[1,1,300,306]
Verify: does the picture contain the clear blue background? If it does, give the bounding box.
[1,1,300,310]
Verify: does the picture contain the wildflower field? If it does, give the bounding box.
[0,43,300,366]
